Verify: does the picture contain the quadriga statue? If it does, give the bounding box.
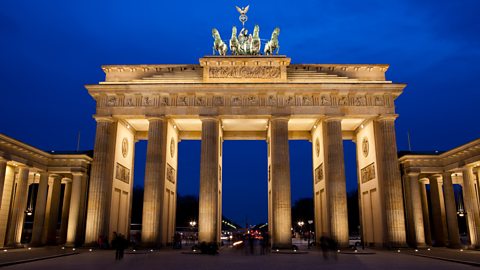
[212,28,227,56]
[264,27,280,55]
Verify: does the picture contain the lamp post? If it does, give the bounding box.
[297,221,304,240]
[189,220,197,245]
[307,220,313,249]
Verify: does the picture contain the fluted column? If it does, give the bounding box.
[6,167,29,247]
[419,180,432,245]
[269,116,292,249]
[30,172,49,246]
[462,166,480,248]
[442,172,461,248]
[374,116,406,247]
[407,173,426,247]
[0,165,15,247]
[59,180,72,244]
[0,158,7,210]
[46,175,62,245]
[323,118,348,247]
[198,117,221,244]
[66,173,85,246]
[141,117,167,247]
[429,176,447,246]
[85,117,116,245]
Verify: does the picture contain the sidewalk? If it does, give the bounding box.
[0,246,78,267]
[403,247,480,267]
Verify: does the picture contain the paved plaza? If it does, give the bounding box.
[0,246,477,270]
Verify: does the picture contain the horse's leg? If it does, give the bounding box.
[276,45,280,55]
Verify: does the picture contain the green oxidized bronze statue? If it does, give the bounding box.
[264,27,280,55]
[212,28,227,56]
[212,5,280,56]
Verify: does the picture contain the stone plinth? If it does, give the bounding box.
[199,56,290,83]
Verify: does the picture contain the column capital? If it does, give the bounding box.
[323,115,343,122]
[462,163,476,171]
[199,115,220,121]
[376,114,399,121]
[146,115,166,122]
[93,115,115,123]
[406,171,420,177]
[71,172,85,177]
[270,115,290,121]
[49,174,62,180]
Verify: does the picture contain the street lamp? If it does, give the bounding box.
[297,221,304,240]
[189,220,197,245]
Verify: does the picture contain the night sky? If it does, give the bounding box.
[1,0,479,225]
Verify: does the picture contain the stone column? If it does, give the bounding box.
[269,116,292,249]
[0,165,15,247]
[0,158,7,209]
[30,172,49,246]
[323,118,349,247]
[442,172,461,248]
[6,167,29,246]
[198,117,221,244]
[373,116,407,247]
[407,173,426,247]
[429,176,447,246]
[66,173,85,247]
[419,180,432,245]
[462,166,480,248]
[59,180,72,244]
[46,175,62,245]
[141,117,167,247]
[85,117,116,245]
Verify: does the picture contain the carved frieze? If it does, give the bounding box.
[160,96,169,106]
[209,66,281,79]
[285,95,295,106]
[231,96,243,106]
[195,96,206,106]
[125,96,135,106]
[98,93,389,108]
[247,95,259,106]
[177,96,188,106]
[107,96,117,106]
[302,95,313,106]
[320,95,331,106]
[115,162,130,184]
[166,163,176,184]
[315,163,324,184]
[338,96,348,106]
[142,96,154,106]
[354,96,367,106]
[267,95,277,106]
[213,96,224,106]
[361,162,375,183]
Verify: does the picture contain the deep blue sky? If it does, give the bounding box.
[1,0,479,225]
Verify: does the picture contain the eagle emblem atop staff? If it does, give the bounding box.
[235,5,249,26]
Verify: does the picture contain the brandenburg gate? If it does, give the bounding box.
[84,54,407,248]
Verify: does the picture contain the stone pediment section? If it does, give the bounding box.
[99,56,391,84]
